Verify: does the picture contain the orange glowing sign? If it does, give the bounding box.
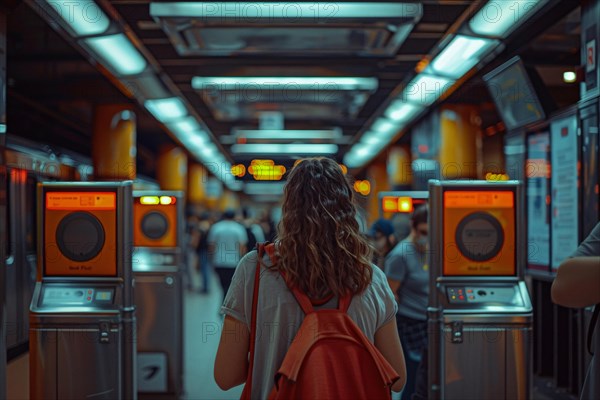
[382,196,415,213]
[444,191,513,209]
[443,190,516,276]
[46,192,116,210]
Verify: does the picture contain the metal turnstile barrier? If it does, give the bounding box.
[30,182,136,400]
[428,180,533,400]
[132,191,184,398]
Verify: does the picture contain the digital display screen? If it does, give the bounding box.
[484,57,546,131]
[46,192,116,210]
[443,190,516,276]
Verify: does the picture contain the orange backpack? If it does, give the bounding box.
[267,271,400,400]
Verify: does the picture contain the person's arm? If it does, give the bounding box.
[551,256,600,308]
[384,247,407,302]
[374,318,407,392]
[214,315,250,390]
[387,278,402,302]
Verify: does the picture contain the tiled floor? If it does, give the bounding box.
[182,275,243,400]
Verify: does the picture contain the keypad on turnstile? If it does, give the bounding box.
[447,287,467,303]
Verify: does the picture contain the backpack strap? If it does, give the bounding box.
[279,270,353,315]
[588,304,600,355]
[244,242,267,397]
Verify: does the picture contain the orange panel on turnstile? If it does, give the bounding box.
[133,199,178,247]
[44,192,117,276]
[443,190,516,276]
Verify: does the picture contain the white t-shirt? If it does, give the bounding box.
[221,250,398,399]
[207,220,248,268]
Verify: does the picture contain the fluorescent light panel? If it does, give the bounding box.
[371,118,402,135]
[151,3,421,19]
[231,143,338,154]
[403,75,454,106]
[429,35,497,79]
[192,77,378,91]
[44,0,110,36]
[167,116,201,135]
[469,0,544,38]
[385,101,423,122]
[232,129,342,141]
[144,97,187,122]
[84,33,147,75]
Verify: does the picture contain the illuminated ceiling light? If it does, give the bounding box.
[144,97,187,122]
[152,3,421,20]
[199,144,217,157]
[385,101,422,122]
[44,0,110,37]
[563,71,577,83]
[403,74,454,106]
[192,76,378,91]
[361,132,385,145]
[428,35,498,79]
[371,118,401,136]
[469,0,545,38]
[84,33,147,76]
[356,147,371,157]
[231,129,343,141]
[167,116,201,135]
[230,144,338,155]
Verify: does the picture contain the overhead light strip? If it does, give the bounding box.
[33,0,237,189]
[84,34,148,76]
[231,144,338,155]
[43,0,110,37]
[151,2,422,20]
[192,77,378,91]
[346,0,548,170]
[232,129,342,141]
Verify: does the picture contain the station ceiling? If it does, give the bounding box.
[5,1,581,189]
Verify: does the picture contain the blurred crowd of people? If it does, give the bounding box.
[184,207,278,297]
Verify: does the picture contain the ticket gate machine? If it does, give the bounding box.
[428,180,532,400]
[132,191,184,397]
[29,182,136,400]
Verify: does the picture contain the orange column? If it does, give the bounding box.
[439,105,480,179]
[387,146,412,189]
[92,104,136,180]
[367,160,390,224]
[156,144,188,191]
[188,163,207,205]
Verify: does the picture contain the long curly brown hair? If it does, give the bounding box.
[274,157,373,299]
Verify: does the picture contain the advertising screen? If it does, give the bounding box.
[443,190,516,276]
[484,57,550,131]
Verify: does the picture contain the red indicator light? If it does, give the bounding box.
[87,297,91,301]
[459,295,465,300]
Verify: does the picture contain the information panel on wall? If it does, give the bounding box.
[526,132,551,271]
[550,114,579,272]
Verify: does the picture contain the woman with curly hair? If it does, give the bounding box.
[214,157,406,398]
